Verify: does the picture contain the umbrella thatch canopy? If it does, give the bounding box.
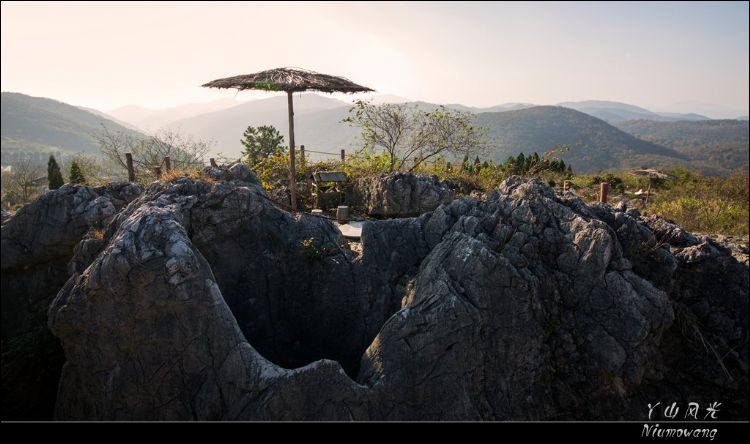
[202,67,374,94]
[203,68,374,211]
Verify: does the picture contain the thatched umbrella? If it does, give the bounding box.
[202,67,374,211]
[629,169,675,204]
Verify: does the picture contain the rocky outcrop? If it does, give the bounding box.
[1,181,143,419]
[348,173,454,217]
[40,173,748,420]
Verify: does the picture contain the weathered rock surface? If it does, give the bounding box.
[1,209,12,224]
[348,172,454,217]
[4,171,747,420]
[1,182,143,419]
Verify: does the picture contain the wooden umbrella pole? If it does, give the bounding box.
[287,91,298,212]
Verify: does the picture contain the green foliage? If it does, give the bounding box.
[251,150,307,187]
[570,168,748,235]
[298,237,322,262]
[68,160,86,185]
[241,125,286,168]
[645,171,749,235]
[589,173,625,193]
[46,155,64,189]
[344,148,392,177]
[343,100,489,172]
[66,154,109,186]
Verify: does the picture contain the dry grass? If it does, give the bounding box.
[158,168,217,187]
[90,228,105,241]
[159,168,190,182]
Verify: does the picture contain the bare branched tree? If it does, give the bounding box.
[96,126,213,181]
[1,153,45,208]
[344,101,489,172]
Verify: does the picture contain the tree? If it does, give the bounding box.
[2,153,44,208]
[515,153,526,174]
[69,160,86,185]
[67,154,107,186]
[47,155,64,189]
[462,154,470,172]
[97,127,212,181]
[530,152,540,168]
[240,125,285,167]
[344,101,489,172]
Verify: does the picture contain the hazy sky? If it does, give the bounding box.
[2,1,748,115]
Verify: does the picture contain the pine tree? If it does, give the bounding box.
[241,125,285,167]
[47,155,64,190]
[69,160,86,185]
[515,153,525,174]
[472,156,481,174]
[461,155,470,172]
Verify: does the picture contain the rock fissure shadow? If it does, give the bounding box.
[190,220,404,380]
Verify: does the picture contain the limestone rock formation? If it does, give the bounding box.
[348,172,454,217]
[40,174,748,420]
[1,182,143,419]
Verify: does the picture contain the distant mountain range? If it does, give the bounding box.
[612,119,749,174]
[108,98,241,132]
[107,96,734,134]
[2,91,747,174]
[556,100,710,122]
[475,106,691,170]
[1,92,145,166]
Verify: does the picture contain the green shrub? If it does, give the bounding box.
[298,237,322,262]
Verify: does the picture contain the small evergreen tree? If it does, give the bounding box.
[47,155,64,190]
[515,153,525,174]
[530,152,540,167]
[241,125,285,167]
[69,160,86,185]
[461,154,470,172]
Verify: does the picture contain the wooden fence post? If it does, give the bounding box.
[341,149,345,168]
[164,156,171,171]
[154,166,162,179]
[125,153,135,182]
[300,145,305,165]
[210,158,217,168]
[599,182,609,204]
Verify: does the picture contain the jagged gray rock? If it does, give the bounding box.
[41,175,747,420]
[348,172,454,217]
[1,181,143,419]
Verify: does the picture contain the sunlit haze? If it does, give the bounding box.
[2,1,748,117]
